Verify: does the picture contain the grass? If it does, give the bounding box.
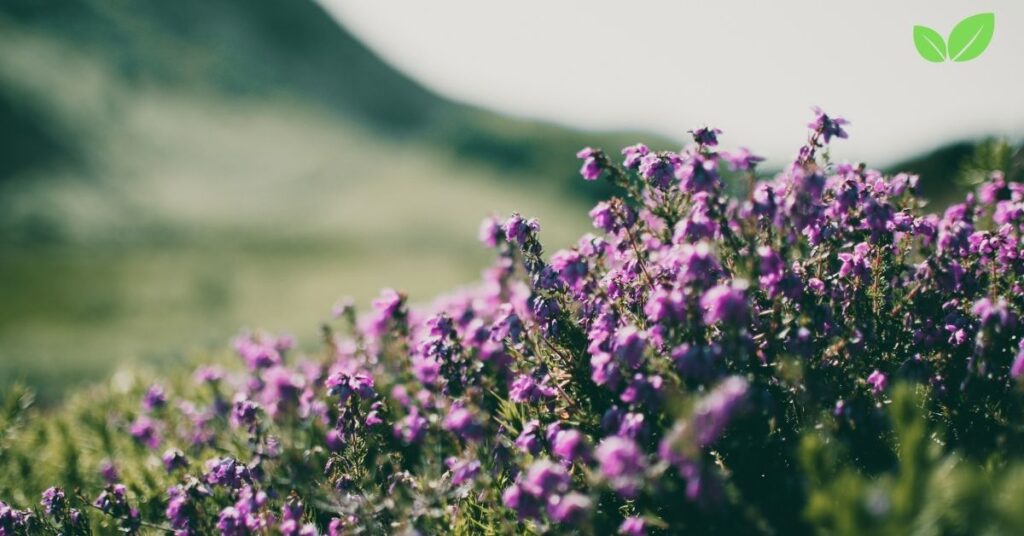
[0,29,592,401]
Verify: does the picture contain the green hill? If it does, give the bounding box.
[0,0,673,401]
[1,0,1016,402]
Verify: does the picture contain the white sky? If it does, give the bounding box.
[323,1,1024,165]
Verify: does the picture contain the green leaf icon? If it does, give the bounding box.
[947,12,995,62]
[913,25,947,62]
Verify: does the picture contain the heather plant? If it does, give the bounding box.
[2,108,1024,535]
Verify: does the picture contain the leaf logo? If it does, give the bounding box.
[914,13,995,63]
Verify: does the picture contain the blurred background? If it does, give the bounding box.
[0,0,1021,402]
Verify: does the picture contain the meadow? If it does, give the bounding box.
[3,2,1024,534]
[1,109,1024,534]
[0,0,615,400]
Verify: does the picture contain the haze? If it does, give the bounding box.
[324,0,1024,165]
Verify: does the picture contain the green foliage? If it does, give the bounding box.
[956,139,1024,188]
[802,385,1024,536]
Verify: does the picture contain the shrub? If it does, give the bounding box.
[2,108,1024,535]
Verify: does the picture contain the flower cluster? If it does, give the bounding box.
[2,108,1024,535]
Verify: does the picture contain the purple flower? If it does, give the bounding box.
[550,248,588,289]
[972,297,1016,330]
[443,405,484,441]
[590,199,635,233]
[93,484,138,533]
[700,281,749,326]
[280,499,316,536]
[372,288,403,317]
[166,485,196,534]
[93,485,125,513]
[1012,340,1024,379]
[502,483,542,520]
[808,106,849,143]
[620,374,664,405]
[129,415,161,449]
[326,371,376,404]
[194,365,225,385]
[446,457,482,486]
[837,242,872,280]
[509,374,557,404]
[523,459,571,497]
[547,492,591,524]
[595,436,647,498]
[204,457,252,489]
[692,376,749,446]
[394,407,428,445]
[589,201,616,233]
[758,244,784,281]
[805,277,826,297]
[142,384,167,412]
[234,486,268,531]
[690,127,722,147]
[577,147,603,181]
[490,303,523,343]
[722,147,764,171]
[217,506,246,536]
[672,241,720,285]
[162,448,189,473]
[0,501,29,533]
[327,296,354,320]
[260,366,306,416]
[619,516,647,536]
[552,429,590,463]
[503,213,541,247]
[234,332,284,370]
[617,412,647,439]
[232,398,262,431]
[100,459,120,483]
[411,353,442,386]
[621,143,649,169]
[479,216,503,248]
[639,153,676,189]
[503,461,572,520]
[325,428,344,452]
[40,486,65,517]
[590,351,620,388]
[367,288,405,338]
[614,325,648,369]
[676,152,720,193]
[365,401,385,427]
[515,420,543,455]
[867,369,887,395]
[328,517,355,536]
[645,286,685,323]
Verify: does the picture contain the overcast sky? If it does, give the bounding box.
[323,1,1024,165]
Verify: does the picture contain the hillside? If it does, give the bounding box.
[1,0,1016,401]
[0,0,673,400]
[0,0,662,198]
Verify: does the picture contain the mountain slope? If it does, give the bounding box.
[0,0,668,193]
[0,0,674,400]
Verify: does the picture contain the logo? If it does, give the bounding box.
[914,12,995,63]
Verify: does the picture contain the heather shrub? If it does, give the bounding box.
[2,108,1024,535]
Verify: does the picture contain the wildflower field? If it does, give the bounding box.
[3,109,1024,535]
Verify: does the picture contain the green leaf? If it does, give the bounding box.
[913,25,947,62]
[947,12,995,62]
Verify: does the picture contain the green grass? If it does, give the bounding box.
[0,29,592,401]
